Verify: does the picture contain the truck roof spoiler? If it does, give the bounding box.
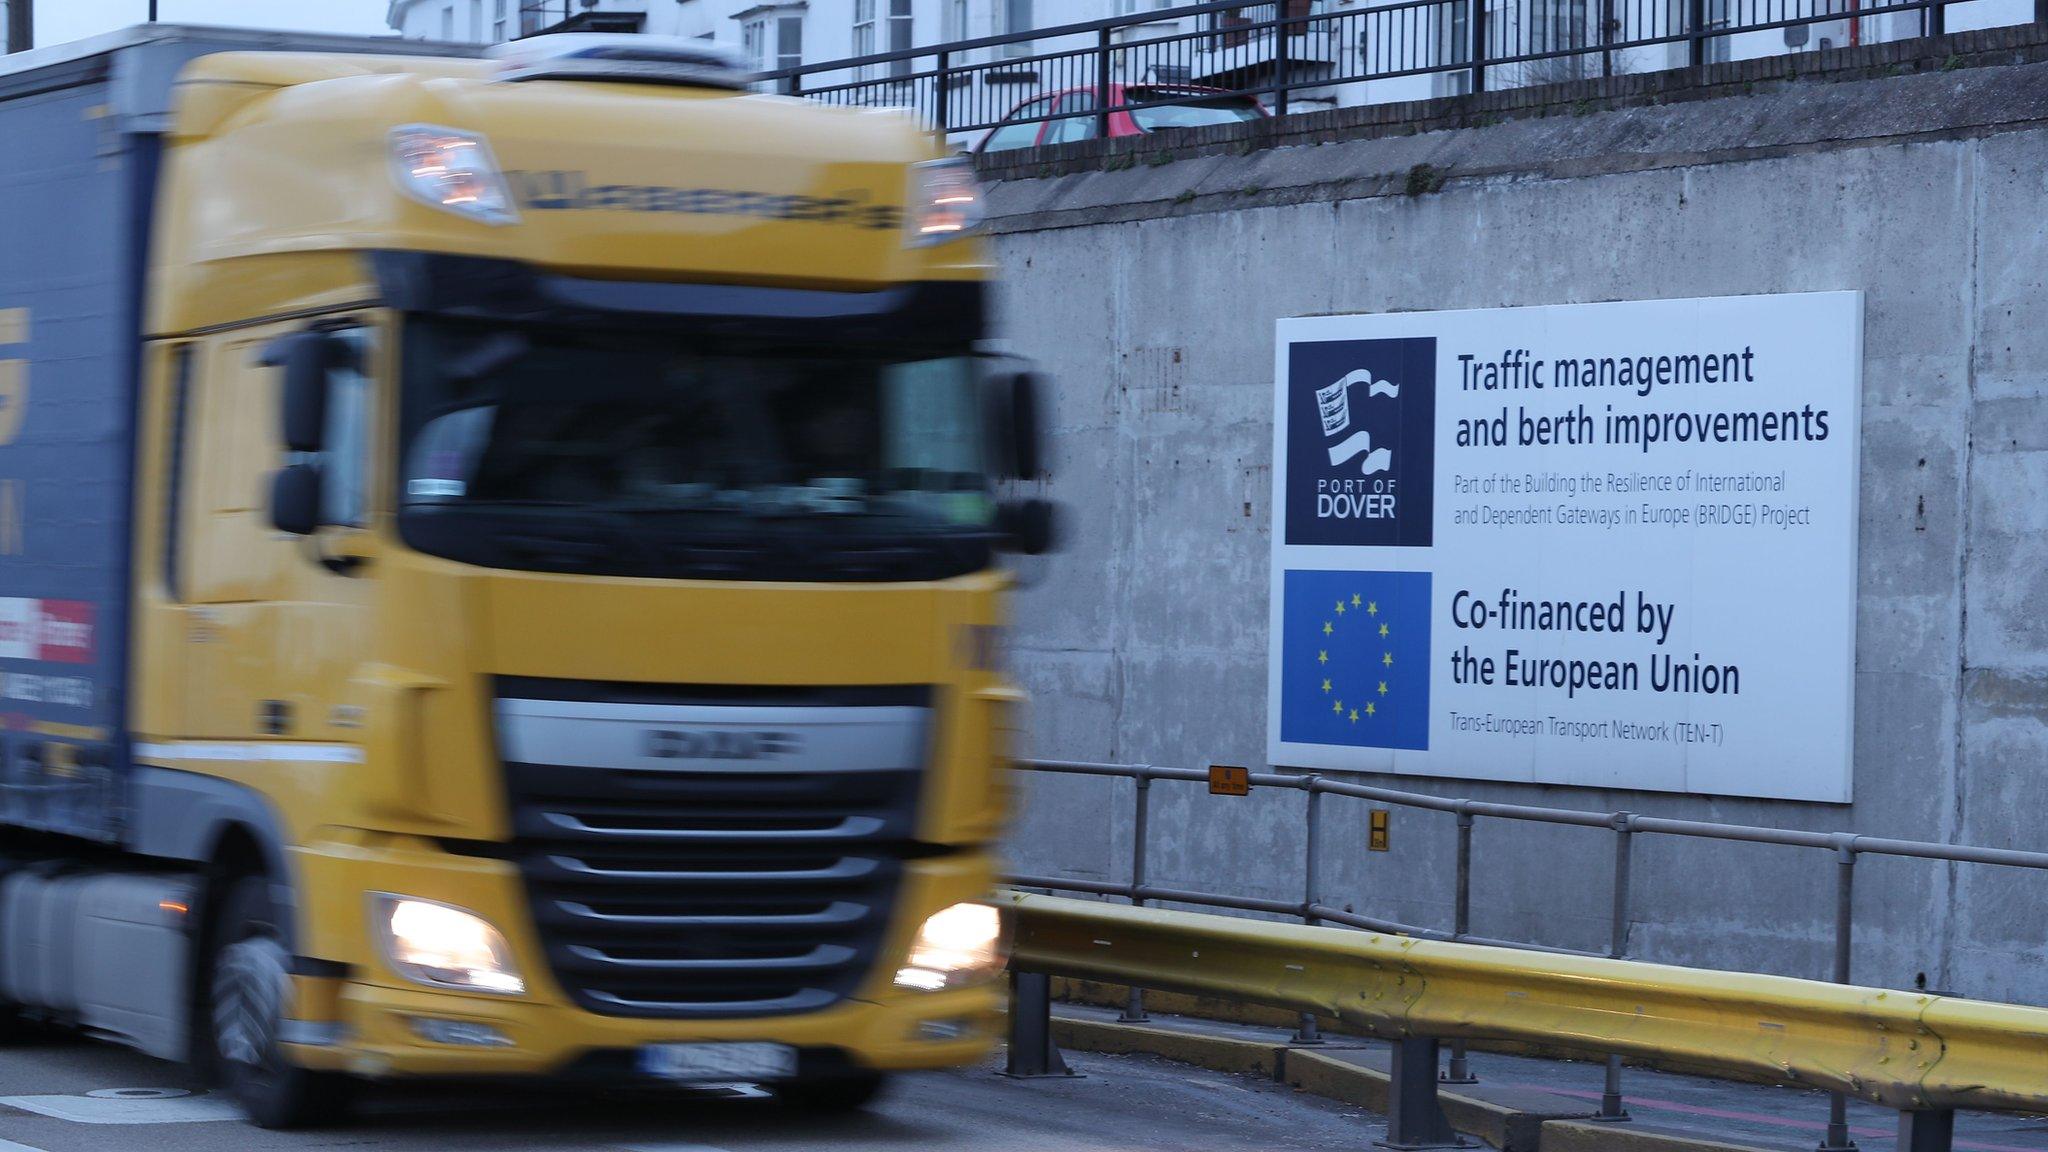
[487,34,754,91]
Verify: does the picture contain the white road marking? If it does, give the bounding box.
[0,1092,243,1124]
[0,1140,52,1152]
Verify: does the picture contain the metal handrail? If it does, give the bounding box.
[1005,754,2048,1144]
[761,0,1997,137]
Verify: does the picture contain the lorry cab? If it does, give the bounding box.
[0,27,1047,1126]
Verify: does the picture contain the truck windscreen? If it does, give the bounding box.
[396,319,997,582]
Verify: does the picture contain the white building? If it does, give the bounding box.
[387,0,2034,135]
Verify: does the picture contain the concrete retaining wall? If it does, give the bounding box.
[986,37,2048,1003]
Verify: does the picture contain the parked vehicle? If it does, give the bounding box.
[0,25,1051,1128]
[975,84,1268,153]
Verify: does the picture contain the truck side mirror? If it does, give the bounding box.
[996,497,1058,555]
[261,331,354,453]
[270,463,323,536]
[1007,371,1044,480]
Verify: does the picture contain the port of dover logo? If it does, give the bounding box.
[1284,337,1436,547]
[1280,569,1430,751]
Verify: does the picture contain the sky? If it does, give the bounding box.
[27,0,394,48]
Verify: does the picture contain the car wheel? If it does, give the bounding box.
[207,877,355,1129]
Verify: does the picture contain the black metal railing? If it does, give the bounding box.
[519,1,644,37]
[760,0,2030,139]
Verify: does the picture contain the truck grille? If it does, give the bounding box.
[494,682,928,1019]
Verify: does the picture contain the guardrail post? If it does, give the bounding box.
[1687,0,1708,67]
[1926,0,1947,37]
[1119,773,1152,1023]
[1385,1038,1471,1149]
[1004,971,1077,1078]
[1819,842,1861,1152]
[1594,813,1634,1123]
[1442,807,1478,1084]
[1898,1109,1955,1152]
[932,49,949,135]
[1293,776,1324,1045]
[1095,27,1114,139]
[1468,0,1487,94]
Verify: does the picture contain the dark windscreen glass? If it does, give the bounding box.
[397,321,996,581]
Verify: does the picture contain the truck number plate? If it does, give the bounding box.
[638,1042,796,1083]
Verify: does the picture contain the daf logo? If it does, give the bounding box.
[642,728,802,761]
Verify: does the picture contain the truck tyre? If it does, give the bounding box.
[774,1071,889,1114]
[205,877,354,1129]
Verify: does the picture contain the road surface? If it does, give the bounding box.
[0,1029,1378,1152]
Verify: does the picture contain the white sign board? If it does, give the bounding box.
[1266,293,1861,802]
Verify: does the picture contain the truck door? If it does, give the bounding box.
[155,321,376,742]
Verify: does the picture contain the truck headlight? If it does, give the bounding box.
[908,158,984,246]
[373,895,525,995]
[895,902,1006,990]
[389,124,520,227]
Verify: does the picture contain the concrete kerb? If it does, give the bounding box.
[1538,1119,1785,1152]
[1047,1012,1747,1152]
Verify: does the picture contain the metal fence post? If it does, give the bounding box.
[1926,0,1947,36]
[1443,807,1478,1084]
[1273,5,1292,119]
[1688,0,1708,67]
[1898,1110,1956,1152]
[1385,1038,1470,1149]
[1120,773,1152,1023]
[1594,813,1634,1122]
[1819,843,1861,1152]
[1600,0,1616,77]
[1095,27,1114,138]
[1004,971,1076,1078]
[1469,0,1487,93]
[932,49,949,135]
[1293,777,1323,1045]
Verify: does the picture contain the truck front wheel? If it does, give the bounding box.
[206,877,355,1128]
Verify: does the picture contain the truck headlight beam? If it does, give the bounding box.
[372,894,526,995]
[895,901,1006,991]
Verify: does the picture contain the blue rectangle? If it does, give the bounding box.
[1280,570,1431,751]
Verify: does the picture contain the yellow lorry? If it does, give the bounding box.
[0,26,1049,1127]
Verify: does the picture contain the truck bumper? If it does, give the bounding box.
[284,839,1003,1079]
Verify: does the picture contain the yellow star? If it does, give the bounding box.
[1366,702,1377,716]
[1378,681,1388,696]
[1379,622,1389,638]
[1321,678,1332,693]
[1382,651,1394,667]
[1323,621,1333,636]
[1351,594,1362,607]
[1332,699,1343,714]
[1317,649,1328,665]
[1367,601,1378,616]
[1348,708,1359,723]
[1335,601,1346,616]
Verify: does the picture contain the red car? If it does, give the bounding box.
[975,83,1268,153]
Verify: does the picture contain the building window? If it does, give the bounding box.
[776,16,804,70]
[888,0,913,77]
[440,6,454,40]
[744,18,768,67]
[943,0,968,40]
[470,0,482,42]
[854,0,877,67]
[999,0,1034,56]
[493,0,507,41]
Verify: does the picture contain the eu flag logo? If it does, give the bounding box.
[1280,569,1431,751]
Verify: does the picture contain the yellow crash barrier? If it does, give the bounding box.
[1000,891,2048,1113]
